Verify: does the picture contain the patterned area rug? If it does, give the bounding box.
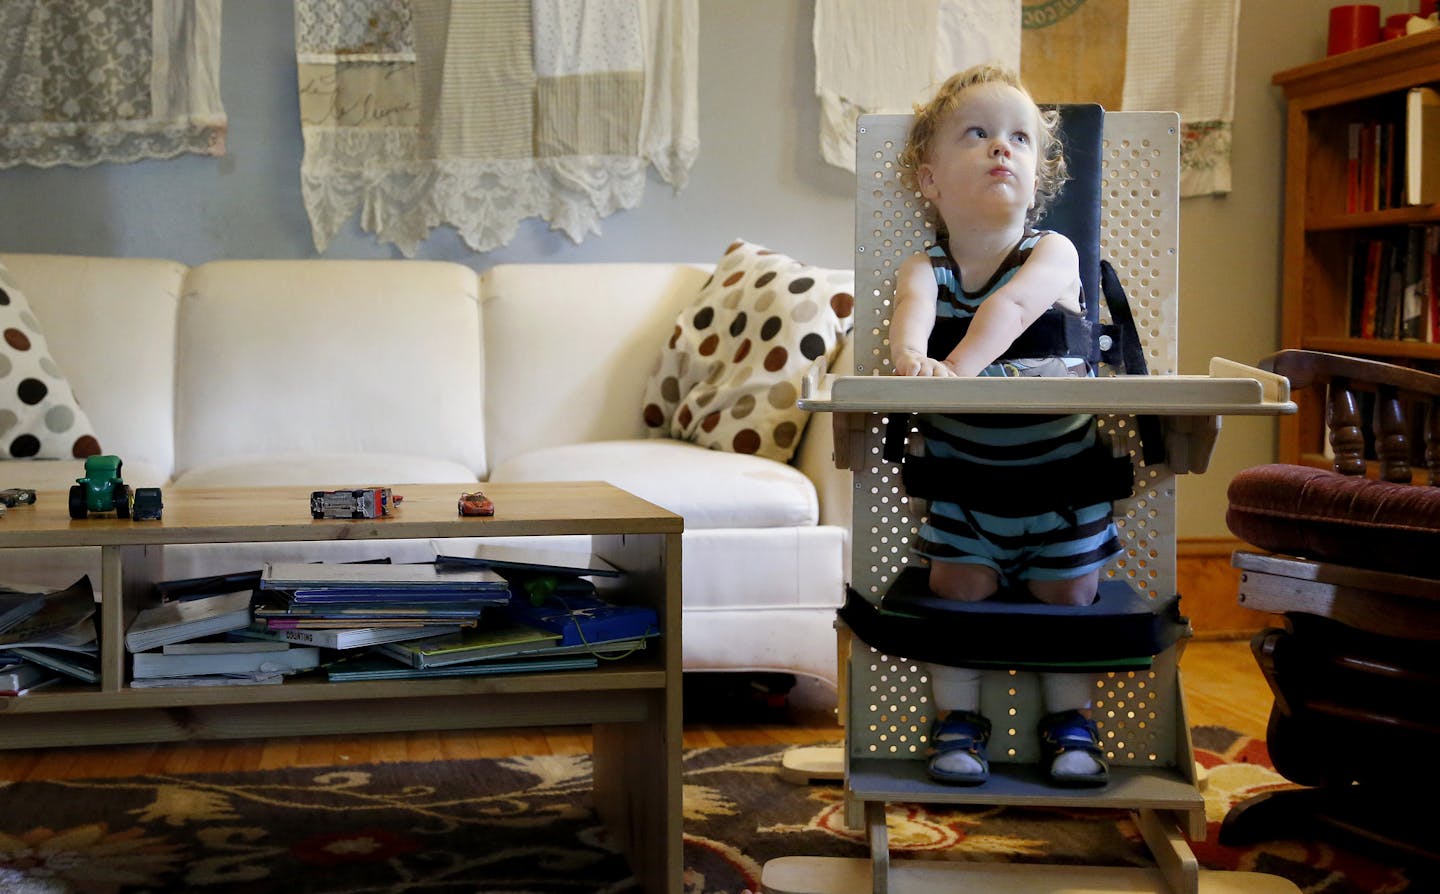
[0,727,1424,893]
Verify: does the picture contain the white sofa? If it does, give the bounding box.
[0,253,853,689]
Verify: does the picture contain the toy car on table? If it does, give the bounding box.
[458,491,494,516]
[310,487,399,519]
[0,488,36,508]
[69,455,130,519]
[131,487,164,521]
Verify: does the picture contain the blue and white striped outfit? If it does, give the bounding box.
[913,233,1121,584]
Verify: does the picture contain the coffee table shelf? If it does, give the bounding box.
[0,481,683,893]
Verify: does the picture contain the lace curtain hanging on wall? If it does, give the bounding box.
[0,0,226,169]
[295,0,699,256]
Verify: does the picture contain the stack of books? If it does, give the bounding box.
[0,577,102,690]
[251,561,510,647]
[323,546,658,682]
[125,587,320,688]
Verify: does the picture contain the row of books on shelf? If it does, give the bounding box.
[0,545,658,693]
[1344,86,1439,213]
[1346,225,1440,341]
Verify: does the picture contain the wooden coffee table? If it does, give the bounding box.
[0,481,683,893]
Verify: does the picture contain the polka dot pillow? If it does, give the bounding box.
[0,263,102,459]
[642,239,854,462]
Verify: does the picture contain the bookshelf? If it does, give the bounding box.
[1272,29,1440,470]
[0,482,683,894]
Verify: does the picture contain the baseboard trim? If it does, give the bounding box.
[1175,536,1274,638]
[1177,536,1243,558]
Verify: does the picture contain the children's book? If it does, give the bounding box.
[131,645,320,679]
[0,577,97,653]
[326,653,597,682]
[129,674,285,689]
[268,624,462,650]
[162,640,291,655]
[507,593,658,648]
[260,562,509,594]
[7,647,100,683]
[0,589,46,636]
[0,660,54,695]
[125,589,254,653]
[378,631,652,669]
[433,544,622,577]
[374,622,562,668]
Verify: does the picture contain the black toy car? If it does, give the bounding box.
[0,488,36,508]
[131,487,163,521]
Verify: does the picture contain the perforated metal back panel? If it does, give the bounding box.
[848,111,1183,766]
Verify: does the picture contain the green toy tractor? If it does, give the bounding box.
[69,454,131,520]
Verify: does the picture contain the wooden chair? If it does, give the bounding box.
[1221,349,1440,866]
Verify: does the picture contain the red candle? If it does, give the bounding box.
[1328,4,1381,55]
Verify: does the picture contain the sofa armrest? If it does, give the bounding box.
[794,336,854,536]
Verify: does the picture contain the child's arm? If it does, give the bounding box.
[890,253,954,377]
[941,233,1080,377]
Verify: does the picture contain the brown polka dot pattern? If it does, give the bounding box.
[639,239,854,462]
[0,265,103,460]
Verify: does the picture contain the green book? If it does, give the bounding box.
[327,653,597,682]
[376,622,562,669]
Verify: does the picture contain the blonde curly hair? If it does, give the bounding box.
[897,63,1067,228]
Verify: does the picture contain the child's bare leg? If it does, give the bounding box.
[1028,569,1099,607]
[929,561,999,602]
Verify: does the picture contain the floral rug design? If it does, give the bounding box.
[0,727,1424,893]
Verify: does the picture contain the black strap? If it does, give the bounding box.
[1097,260,1166,466]
[927,307,1097,366]
[899,443,1133,515]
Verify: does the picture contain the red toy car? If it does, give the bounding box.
[458,491,495,517]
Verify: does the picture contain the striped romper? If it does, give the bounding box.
[913,233,1122,585]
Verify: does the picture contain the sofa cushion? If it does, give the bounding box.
[480,262,713,474]
[0,254,184,481]
[0,261,103,460]
[174,260,486,480]
[171,453,480,489]
[641,239,854,462]
[487,439,819,528]
[1227,463,1440,578]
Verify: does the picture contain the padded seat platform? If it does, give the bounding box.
[1227,463,1440,579]
[838,565,1187,670]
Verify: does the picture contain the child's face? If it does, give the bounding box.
[918,82,1040,229]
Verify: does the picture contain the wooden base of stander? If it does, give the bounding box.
[761,858,1302,894]
[764,757,1296,894]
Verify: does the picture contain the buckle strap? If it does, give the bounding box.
[1039,710,1102,754]
[933,710,991,751]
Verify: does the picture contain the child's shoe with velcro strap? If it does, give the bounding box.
[927,709,991,785]
[1038,709,1109,787]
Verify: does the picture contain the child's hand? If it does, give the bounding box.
[894,348,957,377]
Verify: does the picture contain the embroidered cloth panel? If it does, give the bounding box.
[0,0,226,168]
[295,0,698,256]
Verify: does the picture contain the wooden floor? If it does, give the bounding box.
[0,639,1270,782]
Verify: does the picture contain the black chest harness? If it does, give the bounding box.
[887,259,1164,516]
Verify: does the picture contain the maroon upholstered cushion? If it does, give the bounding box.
[1226,464,1440,578]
